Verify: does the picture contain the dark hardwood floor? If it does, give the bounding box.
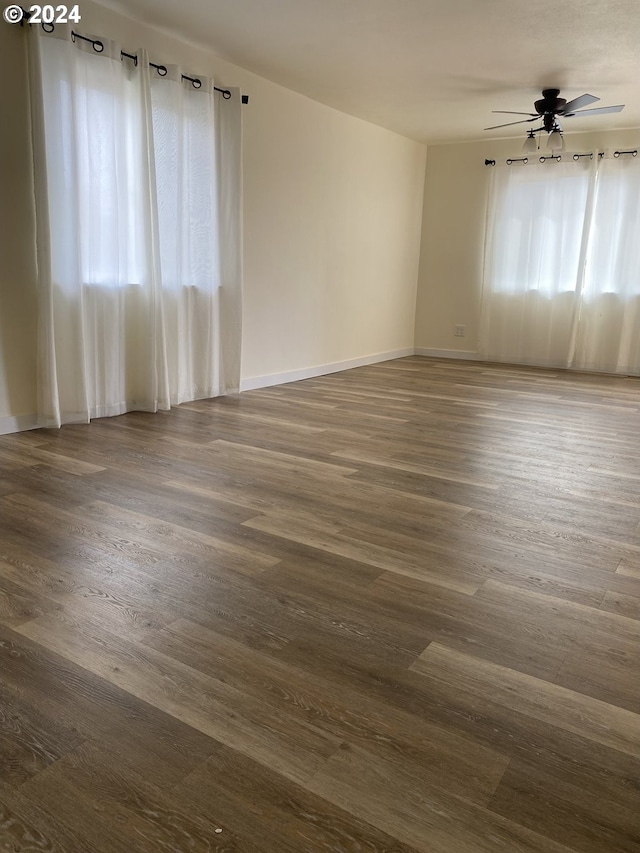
[0,356,639,852]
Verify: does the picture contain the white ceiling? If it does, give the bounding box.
[103,0,639,144]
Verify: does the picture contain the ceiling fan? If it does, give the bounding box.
[485,88,625,133]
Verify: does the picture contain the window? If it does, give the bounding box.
[31,31,242,426]
[480,154,640,373]
[487,165,592,297]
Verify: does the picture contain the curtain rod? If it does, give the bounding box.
[485,150,636,166]
[17,8,249,104]
[484,151,620,166]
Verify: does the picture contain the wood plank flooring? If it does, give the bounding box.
[1,356,639,852]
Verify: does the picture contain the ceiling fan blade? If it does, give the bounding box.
[564,104,625,117]
[484,117,538,130]
[491,111,539,116]
[557,93,599,114]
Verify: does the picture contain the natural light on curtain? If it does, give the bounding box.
[28,27,243,427]
[479,153,640,375]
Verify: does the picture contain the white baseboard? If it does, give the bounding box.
[240,348,415,392]
[0,413,39,436]
[414,348,479,361]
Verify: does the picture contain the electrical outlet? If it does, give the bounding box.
[454,324,466,337]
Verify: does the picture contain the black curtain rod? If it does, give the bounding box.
[485,152,612,166]
[18,9,249,103]
[70,31,235,98]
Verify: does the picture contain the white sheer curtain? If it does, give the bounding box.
[479,153,640,375]
[574,155,640,373]
[28,28,242,427]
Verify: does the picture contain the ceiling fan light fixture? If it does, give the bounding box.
[548,128,565,152]
[522,131,537,154]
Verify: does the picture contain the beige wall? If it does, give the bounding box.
[0,4,426,427]
[414,127,640,354]
[240,79,425,381]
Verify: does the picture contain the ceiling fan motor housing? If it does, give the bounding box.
[535,88,567,115]
[534,90,567,133]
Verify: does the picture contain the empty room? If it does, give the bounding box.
[0,1,638,851]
